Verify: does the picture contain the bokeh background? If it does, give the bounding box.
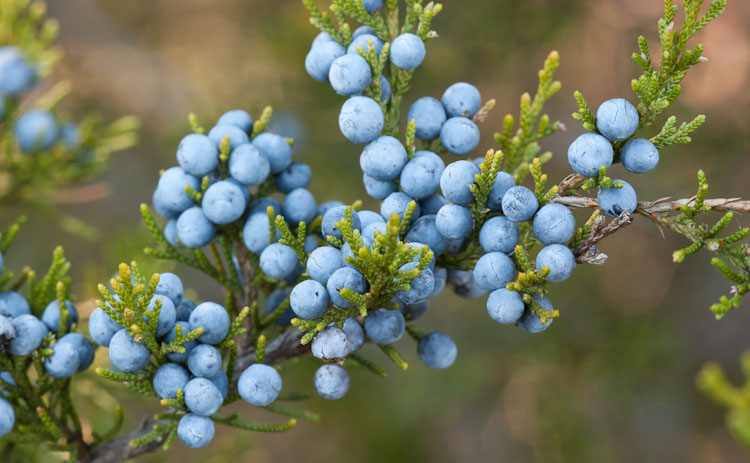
[4,0,750,461]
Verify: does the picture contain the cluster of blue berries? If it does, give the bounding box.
[0,46,81,154]
[0,290,94,438]
[151,108,318,255]
[92,271,288,449]
[292,205,458,399]
[568,98,657,216]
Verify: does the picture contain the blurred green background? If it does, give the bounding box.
[4,0,750,461]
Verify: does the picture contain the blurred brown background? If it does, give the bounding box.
[4,0,750,461]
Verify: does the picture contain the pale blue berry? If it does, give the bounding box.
[418,332,457,369]
[536,244,576,283]
[441,82,481,118]
[596,98,639,141]
[597,179,638,217]
[407,97,446,141]
[238,363,282,406]
[440,117,480,155]
[532,203,576,245]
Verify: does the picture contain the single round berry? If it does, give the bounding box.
[339,96,384,144]
[189,302,231,345]
[435,204,473,240]
[501,186,539,222]
[621,138,659,173]
[290,280,330,320]
[364,308,405,345]
[329,54,372,96]
[188,344,222,378]
[153,167,200,217]
[440,117,480,155]
[155,272,184,306]
[418,332,457,369]
[238,363,282,406]
[326,267,368,309]
[567,133,614,178]
[312,326,351,360]
[56,333,94,372]
[407,97,447,141]
[153,363,190,399]
[532,203,576,245]
[473,252,515,292]
[314,364,350,400]
[440,160,480,205]
[479,216,520,254]
[0,397,15,437]
[399,299,429,320]
[88,308,121,347]
[217,109,253,133]
[0,47,36,96]
[276,162,312,193]
[441,82,481,118]
[360,135,407,181]
[381,192,420,221]
[596,98,639,141]
[536,244,576,283]
[202,180,248,225]
[252,133,292,174]
[597,179,638,217]
[44,340,80,379]
[8,314,46,356]
[177,414,215,449]
[15,110,58,153]
[305,40,346,82]
[486,288,525,324]
[363,174,397,200]
[486,171,516,212]
[109,329,150,373]
[400,151,445,200]
[390,33,426,70]
[184,378,224,416]
[307,247,343,284]
[176,133,219,176]
[176,207,216,248]
[282,188,317,225]
[41,299,78,334]
[229,144,270,186]
[0,291,31,318]
[260,243,300,280]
